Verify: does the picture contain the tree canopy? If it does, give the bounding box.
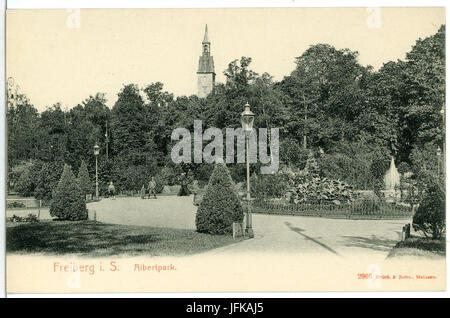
[7,25,445,194]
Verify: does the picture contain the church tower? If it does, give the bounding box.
[197,25,215,98]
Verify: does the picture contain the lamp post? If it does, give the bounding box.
[241,102,255,238]
[94,143,100,199]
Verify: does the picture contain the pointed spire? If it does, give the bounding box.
[202,24,210,43]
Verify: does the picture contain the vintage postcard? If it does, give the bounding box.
[4,7,446,294]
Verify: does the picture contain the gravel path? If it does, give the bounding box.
[87,195,197,230]
[87,196,411,259]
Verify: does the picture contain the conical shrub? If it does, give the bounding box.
[50,164,88,221]
[77,160,92,197]
[195,164,244,234]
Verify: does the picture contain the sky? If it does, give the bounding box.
[6,7,445,111]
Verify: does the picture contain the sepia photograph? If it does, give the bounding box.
[2,4,447,294]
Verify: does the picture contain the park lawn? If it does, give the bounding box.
[6,220,241,257]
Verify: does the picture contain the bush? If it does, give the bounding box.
[283,166,354,204]
[318,140,391,190]
[304,151,320,176]
[8,213,39,223]
[50,164,88,221]
[397,162,410,175]
[8,160,40,195]
[193,164,214,185]
[280,138,309,169]
[8,214,24,223]
[110,155,158,192]
[14,160,42,197]
[25,214,39,223]
[77,160,92,197]
[413,183,445,239]
[251,173,289,199]
[197,179,208,189]
[196,164,244,235]
[6,201,26,208]
[409,143,444,205]
[158,166,180,186]
[15,167,34,196]
[35,162,64,201]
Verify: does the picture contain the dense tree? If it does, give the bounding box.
[66,94,110,170]
[142,82,174,165]
[111,84,147,155]
[109,84,159,190]
[224,56,258,95]
[6,82,40,184]
[279,44,372,150]
[37,103,69,163]
[361,61,406,156]
[6,25,445,196]
[401,25,445,157]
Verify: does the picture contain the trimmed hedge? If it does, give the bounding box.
[50,164,88,221]
[195,164,244,235]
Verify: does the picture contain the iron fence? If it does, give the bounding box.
[253,199,413,220]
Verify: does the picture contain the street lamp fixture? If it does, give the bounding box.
[241,102,255,135]
[240,102,255,238]
[94,143,100,199]
[94,144,100,156]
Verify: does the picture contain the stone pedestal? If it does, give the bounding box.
[402,223,411,241]
[232,222,244,240]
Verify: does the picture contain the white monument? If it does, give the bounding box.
[383,157,401,201]
[384,157,400,190]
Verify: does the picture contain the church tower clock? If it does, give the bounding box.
[197,25,215,98]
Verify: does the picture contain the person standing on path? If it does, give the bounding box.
[108,181,116,200]
[140,184,146,199]
[148,177,157,199]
